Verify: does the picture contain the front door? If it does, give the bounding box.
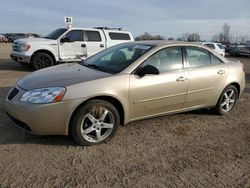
[59,30,86,60]
[129,47,189,120]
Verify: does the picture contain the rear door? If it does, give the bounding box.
[59,30,86,60]
[184,46,228,108]
[84,30,105,57]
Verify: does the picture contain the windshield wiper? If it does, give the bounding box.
[86,64,108,73]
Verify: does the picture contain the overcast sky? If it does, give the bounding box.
[1,0,250,40]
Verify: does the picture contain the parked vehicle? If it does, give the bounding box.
[10,27,134,70]
[202,42,225,56]
[228,45,250,57]
[5,41,245,146]
[8,33,27,43]
[0,34,8,42]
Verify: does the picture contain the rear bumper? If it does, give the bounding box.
[10,52,31,64]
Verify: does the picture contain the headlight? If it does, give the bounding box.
[20,87,66,104]
[19,44,30,51]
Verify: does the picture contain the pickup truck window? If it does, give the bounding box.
[64,30,83,42]
[109,32,131,40]
[85,31,102,42]
[82,43,154,74]
[46,28,67,40]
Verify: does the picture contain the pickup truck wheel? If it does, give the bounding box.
[71,100,120,146]
[31,53,54,70]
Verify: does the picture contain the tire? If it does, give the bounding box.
[71,100,120,146]
[31,52,54,70]
[214,85,238,115]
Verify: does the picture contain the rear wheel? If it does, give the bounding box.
[31,52,54,70]
[214,85,238,115]
[71,100,120,146]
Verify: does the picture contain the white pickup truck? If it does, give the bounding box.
[10,27,134,70]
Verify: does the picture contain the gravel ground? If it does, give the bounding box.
[0,43,250,188]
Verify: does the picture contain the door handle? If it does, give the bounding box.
[176,76,188,82]
[100,44,104,48]
[217,70,225,75]
[81,44,86,48]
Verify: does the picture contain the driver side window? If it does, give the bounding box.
[142,47,183,73]
[64,30,83,42]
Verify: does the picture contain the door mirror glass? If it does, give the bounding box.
[136,65,159,77]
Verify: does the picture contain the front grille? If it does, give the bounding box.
[12,42,19,52]
[8,87,19,100]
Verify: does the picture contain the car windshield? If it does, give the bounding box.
[45,28,67,40]
[81,43,155,74]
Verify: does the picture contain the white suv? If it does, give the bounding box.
[202,42,225,57]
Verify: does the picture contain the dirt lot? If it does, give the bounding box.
[0,43,250,187]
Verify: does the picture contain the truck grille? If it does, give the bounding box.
[8,87,19,100]
[12,42,19,52]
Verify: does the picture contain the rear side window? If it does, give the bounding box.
[186,47,211,67]
[204,43,215,49]
[85,31,101,42]
[109,32,131,40]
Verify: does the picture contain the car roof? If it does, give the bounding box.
[124,40,204,47]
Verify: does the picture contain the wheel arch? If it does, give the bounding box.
[68,95,125,135]
[227,82,241,98]
[31,49,56,63]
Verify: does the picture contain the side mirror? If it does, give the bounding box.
[60,37,70,43]
[136,65,159,77]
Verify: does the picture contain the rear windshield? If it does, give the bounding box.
[109,32,131,40]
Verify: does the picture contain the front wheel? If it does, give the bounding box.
[31,52,54,70]
[214,85,238,115]
[71,100,120,146]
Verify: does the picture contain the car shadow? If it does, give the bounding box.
[0,58,32,72]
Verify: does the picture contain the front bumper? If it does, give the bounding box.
[10,52,31,63]
[5,86,83,135]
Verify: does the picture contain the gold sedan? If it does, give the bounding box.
[5,41,245,146]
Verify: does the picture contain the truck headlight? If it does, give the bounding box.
[19,44,31,51]
[20,87,66,104]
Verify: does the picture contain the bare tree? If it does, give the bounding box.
[212,23,232,44]
[212,34,219,42]
[233,35,249,44]
[187,33,201,42]
[181,33,189,41]
[135,32,165,41]
[221,23,231,44]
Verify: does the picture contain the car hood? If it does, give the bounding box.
[15,37,57,45]
[17,63,111,90]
